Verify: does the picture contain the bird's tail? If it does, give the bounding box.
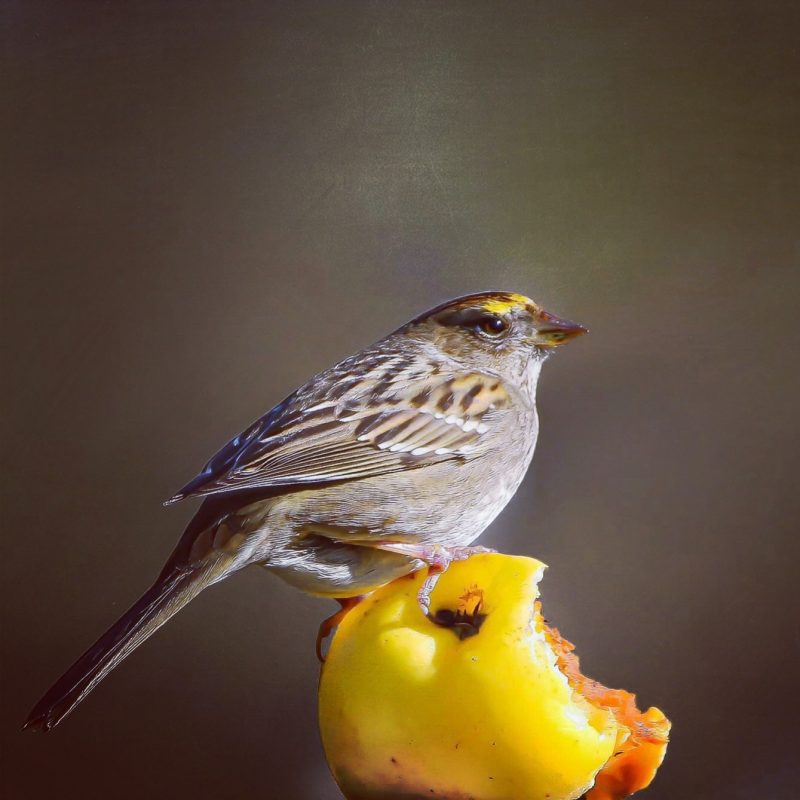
[24,556,232,733]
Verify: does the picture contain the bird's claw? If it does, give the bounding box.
[316,596,364,662]
[368,541,495,618]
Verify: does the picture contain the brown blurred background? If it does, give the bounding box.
[2,1,799,798]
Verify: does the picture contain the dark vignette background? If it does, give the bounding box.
[2,2,799,798]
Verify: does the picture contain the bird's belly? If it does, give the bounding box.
[293,458,521,544]
[251,407,538,597]
[264,538,421,598]
[258,448,532,597]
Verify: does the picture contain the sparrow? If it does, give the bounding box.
[24,291,586,732]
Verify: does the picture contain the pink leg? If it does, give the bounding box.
[377,543,496,616]
[316,596,364,662]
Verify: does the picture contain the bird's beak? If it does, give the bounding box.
[531,309,588,347]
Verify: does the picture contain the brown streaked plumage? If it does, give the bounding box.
[24,290,586,732]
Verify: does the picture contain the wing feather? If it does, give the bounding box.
[167,350,511,503]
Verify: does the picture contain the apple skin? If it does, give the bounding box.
[319,554,630,800]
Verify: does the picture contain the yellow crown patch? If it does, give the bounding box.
[482,293,534,315]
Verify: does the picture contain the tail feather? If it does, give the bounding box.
[24,560,227,732]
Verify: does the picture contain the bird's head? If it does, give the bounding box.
[401,291,587,376]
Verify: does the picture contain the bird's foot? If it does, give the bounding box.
[316,596,364,662]
[377,542,496,618]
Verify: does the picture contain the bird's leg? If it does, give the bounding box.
[316,596,364,662]
[376,543,496,617]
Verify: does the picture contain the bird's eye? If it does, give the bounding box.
[433,307,511,339]
[475,315,508,337]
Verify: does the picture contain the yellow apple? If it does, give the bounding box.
[318,553,669,800]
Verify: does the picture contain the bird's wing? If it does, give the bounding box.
[166,352,512,503]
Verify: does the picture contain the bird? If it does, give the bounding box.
[24,290,586,732]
